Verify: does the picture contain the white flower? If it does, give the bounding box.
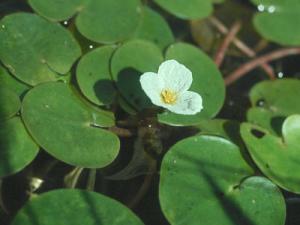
[140,59,203,115]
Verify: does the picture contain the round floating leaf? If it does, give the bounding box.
[0,65,29,97]
[158,43,225,126]
[76,46,117,106]
[241,115,300,193]
[29,0,143,44]
[154,0,213,19]
[247,79,300,134]
[12,189,144,225]
[0,117,39,178]
[0,13,81,86]
[0,87,21,121]
[251,0,300,45]
[133,7,174,50]
[22,82,119,168]
[76,0,142,43]
[111,39,163,110]
[28,0,87,21]
[160,135,286,225]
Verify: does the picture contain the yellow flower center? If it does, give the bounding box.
[161,89,177,104]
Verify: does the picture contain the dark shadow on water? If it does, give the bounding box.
[286,196,300,225]
[116,68,152,109]
[93,79,116,105]
[0,0,30,15]
[271,116,285,136]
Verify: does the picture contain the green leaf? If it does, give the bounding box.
[69,84,116,128]
[22,82,119,168]
[76,46,117,106]
[241,115,300,193]
[247,79,300,134]
[251,0,300,45]
[28,0,86,21]
[159,135,286,225]
[195,119,243,147]
[0,87,21,121]
[111,39,163,111]
[11,189,145,225]
[0,117,39,178]
[0,65,29,97]
[133,7,174,50]
[158,43,225,126]
[28,0,143,44]
[153,0,213,19]
[247,107,284,136]
[0,13,81,86]
[249,79,300,115]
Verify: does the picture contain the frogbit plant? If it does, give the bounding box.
[140,60,203,115]
[1,0,300,225]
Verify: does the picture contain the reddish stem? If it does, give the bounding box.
[225,48,300,85]
[214,21,241,67]
[209,16,275,79]
[108,126,135,137]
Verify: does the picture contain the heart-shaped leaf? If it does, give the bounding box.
[241,115,300,193]
[159,135,286,225]
[158,43,225,126]
[0,13,81,86]
[251,0,300,45]
[76,46,117,106]
[28,0,143,44]
[133,7,174,50]
[0,117,39,178]
[11,189,144,225]
[247,107,284,136]
[247,79,300,135]
[22,82,119,168]
[111,39,163,111]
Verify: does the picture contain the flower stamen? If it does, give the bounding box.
[161,89,177,104]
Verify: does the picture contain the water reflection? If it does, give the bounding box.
[257,4,276,13]
[278,72,284,78]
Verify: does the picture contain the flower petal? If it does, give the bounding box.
[140,72,165,107]
[165,91,203,115]
[158,59,192,93]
